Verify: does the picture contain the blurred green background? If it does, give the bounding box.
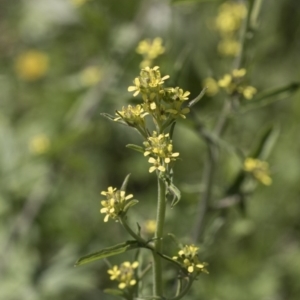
[0,0,299,299]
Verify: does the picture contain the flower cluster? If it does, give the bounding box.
[244,158,272,186]
[143,132,180,173]
[115,105,148,127]
[173,245,208,274]
[214,1,247,56]
[203,68,257,100]
[100,187,135,222]
[108,261,139,289]
[136,37,165,68]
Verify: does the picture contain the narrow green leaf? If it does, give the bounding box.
[188,88,207,108]
[100,113,116,121]
[75,241,139,266]
[169,183,181,208]
[167,233,183,248]
[103,289,125,297]
[249,124,280,160]
[240,82,300,113]
[123,199,139,212]
[120,173,131,192]
[126,144,144,154]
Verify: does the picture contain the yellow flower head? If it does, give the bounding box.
[136,37,165,68]
[79,66,102,87]
[143,132,179,172]
[203,77,219,97]
[128,66,169,97]
[108,261,139,289]
[15,50,49,81]
[241,85,257,100]
[244,158,272,186]
[114,105,148,127]
[218,39,241,56]
[29,134,50,155]
[144,219,156,234]
[100,187,134,222]
[215,1,247,35]
[173,244,208,274]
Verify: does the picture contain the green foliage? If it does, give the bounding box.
[1,0,300,299]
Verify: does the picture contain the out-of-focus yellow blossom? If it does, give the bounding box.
[70,0,90,7]
[108,261,139,289]
[215,2,247,35]
[217,38,241,56]
[144,219,156,234]
[136,37,165,68]
[244,158,272,186]
[173,244,208,274]
[15,50,49,81]
[100,187,135,222]
[79,66,102,87]
[217,69,257,100]
[241,85,257,99]
[232,68,246,78]
[29,134,50,154]
[202,77,219,96]
[218,74,232,88]
[214,1,247,56]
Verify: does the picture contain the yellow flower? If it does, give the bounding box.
[173,244,208,274]
[244,158,272,186]
[143,132,180,165]
[242,85,257,100]
[79,66,102,87]
[136,37,165,68]
[29,134,50,154]
[218,38,241,56]
[114,105,148,127]
[15,50,49,81]
[232,68,246,78]
[108,261,139,289]
[148,157,166,173]
[218,74,232,88]
[100,187,134,222]
[144,219,156,234]
[203,77,219,97]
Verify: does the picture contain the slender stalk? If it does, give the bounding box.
[152,174,167,297]
[192,0,252,242]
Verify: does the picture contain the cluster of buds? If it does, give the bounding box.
[108,261,139,289]
[203,68,257,100]
[100,187,138,222]
[244,158,272,186]
[173,245,208,274]
[218,68,257,99]
[143,132,180,173]
[213,1,248,56]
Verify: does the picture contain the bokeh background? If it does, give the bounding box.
[0,0,300,299]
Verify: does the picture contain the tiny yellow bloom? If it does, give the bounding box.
[203,77,219,96]
[79,66,102,87]
[15,50,49,81]
[242,85,257,100]
[29,134,50,155]
[218,74,232,88]
[244,158,272,186]
[232,68,246,78]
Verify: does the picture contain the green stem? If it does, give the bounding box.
[119,216,146,245]
[152,174,167,297]
[169,277,194,300]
